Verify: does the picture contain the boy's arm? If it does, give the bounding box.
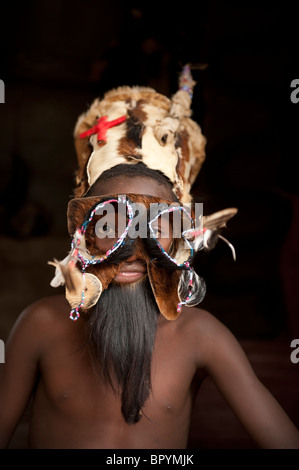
[0,302,44,448]
[193,309,299,449]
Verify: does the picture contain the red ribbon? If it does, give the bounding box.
[79,115,127,145]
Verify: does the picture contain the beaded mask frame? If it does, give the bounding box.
[50,193,237,321]
[50,193,210,321]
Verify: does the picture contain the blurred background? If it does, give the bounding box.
[0,0,298,449]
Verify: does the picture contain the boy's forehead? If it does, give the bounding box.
[92,175,175,201]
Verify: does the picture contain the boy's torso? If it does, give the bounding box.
[28,296,206,449]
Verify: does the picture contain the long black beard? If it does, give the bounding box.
[87,276,160,424]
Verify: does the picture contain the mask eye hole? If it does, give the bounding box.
[150,217,171,239]
[148,206,194,266]
[80,196,134,260]
[148,211,173,253]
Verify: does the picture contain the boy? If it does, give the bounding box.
[1,67,298,448]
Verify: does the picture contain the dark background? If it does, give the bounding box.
[0,0,298,448]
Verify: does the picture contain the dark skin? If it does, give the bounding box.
[1,176,299,449]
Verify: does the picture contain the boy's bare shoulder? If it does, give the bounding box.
[178,306,241,356]
[14,295,73,338]
[5,296,76,364]
[180,305,228,336]
[178,306,250,372]
[22,294,70,320]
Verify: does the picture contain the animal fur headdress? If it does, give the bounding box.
[74,65,206,203]
[49,65,237,321]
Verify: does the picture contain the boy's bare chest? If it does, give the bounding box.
[38,325,201,420]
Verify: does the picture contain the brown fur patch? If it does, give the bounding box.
[147,265,181,320]
[126,111,144,147]
[87,263,120,291]
[176,129,190,162]
[174,129,191,198]
[117,104,146,158]
[130,99,148,122]
[67,197,100,235]
[103,87,171,111]
[117,135,141,159]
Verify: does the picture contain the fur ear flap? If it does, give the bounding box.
[146,263,182,320]
[67,196,102,235]
[86,263,121,291]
